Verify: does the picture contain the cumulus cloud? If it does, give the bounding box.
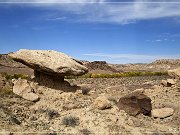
[2,0,180,24]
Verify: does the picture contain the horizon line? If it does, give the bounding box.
[1,2,180,4]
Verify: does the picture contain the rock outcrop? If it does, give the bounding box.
[9,49,88,89]
[84,61,118,73]
[117,92,152,116]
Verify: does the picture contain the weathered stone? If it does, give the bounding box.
[117,92,152,116]
[151,108,174,118]
[167,79,176,85]
[8,49,88,76]
[93,96,111,110]
[168,68,180,79]
[161,79,176,87]
[13,79,39,101]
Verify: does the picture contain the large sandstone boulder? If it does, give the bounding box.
[168,68,180,79]
[117,92,152,116]
[8,49,88,76]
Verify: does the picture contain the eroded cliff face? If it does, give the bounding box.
[84,61,119,73]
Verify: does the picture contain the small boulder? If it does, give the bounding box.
[93,96,111,110]
[151,108,174,118]
[168,68,180,79]
[161,79,176,87]
[117,92,152,116]
[167,79,176,85]
[13,79,39,101]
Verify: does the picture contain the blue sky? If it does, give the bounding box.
[0,0,180,63]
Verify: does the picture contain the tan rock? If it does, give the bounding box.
[13,79,39,101]
[167,79,176,85]
[161,79,176,87]
[93,96,111,110]
[168,68,180,79]
[8,49,88,76]
[151,108,174,118]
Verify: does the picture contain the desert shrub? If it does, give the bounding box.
[38,108,59,120]
[81,86,91,95]
[108,97,117,105]
[8,115,21,125]
[1,73,29,80]
[1,84,13,95]
[80,128,91,135]
[46,109,59,120]
[62,116,79,127]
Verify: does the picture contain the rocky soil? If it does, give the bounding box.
[0,50,180,135]
[0,75,180,135]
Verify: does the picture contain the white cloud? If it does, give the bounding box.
[155,39,162,42]
[2,0,180,24]
[82,53,180,63]
[45,16,66,21]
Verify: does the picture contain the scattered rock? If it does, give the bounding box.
[167,79,176,85]
[161,79,176,87]
[132,88,144,93]
[93,96,111,110]
[117,92,152,116]
[151,108,174,118]
[168,68,180,79]
[12,79,39,101]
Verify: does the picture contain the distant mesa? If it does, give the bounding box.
[83,61,119,74]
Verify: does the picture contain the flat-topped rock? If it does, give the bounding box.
[8,49,88,76]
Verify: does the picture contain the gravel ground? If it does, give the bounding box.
[0,75,180,135]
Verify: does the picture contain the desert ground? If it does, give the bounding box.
[0,51,180,135]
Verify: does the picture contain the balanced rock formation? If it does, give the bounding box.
[9,49,88,76]
[9,49,88,88]
[117,92,152,116]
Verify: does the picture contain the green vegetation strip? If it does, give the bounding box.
[66,71,168,79]
[1,72,29,80]
[1,71,168,80]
